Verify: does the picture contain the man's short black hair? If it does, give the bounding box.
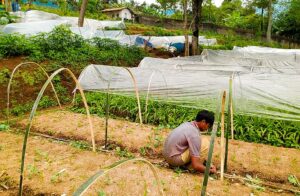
[195,110,215,125]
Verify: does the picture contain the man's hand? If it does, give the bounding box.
[209,165,217,174]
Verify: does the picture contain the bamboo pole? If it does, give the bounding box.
[230,100,234,139]
[220,91,226,181]
[104,83,110,149]
[124,68,142,124]
[201,91,224,196]
[224,75,233,172]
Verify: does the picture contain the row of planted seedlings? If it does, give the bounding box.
[5,63,165,196]
[72,91,300,149]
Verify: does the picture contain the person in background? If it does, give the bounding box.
[163,110,217,174]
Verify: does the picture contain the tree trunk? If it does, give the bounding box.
[184,0,189,56]
[266,0,272,42]
[192,0,202,55]
[261,8,264,32]
[78,0,88,27]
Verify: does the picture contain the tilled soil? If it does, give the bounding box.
[0,131,295,195]
[16,109,300,186]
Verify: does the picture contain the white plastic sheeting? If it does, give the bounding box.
[2,10,126,36]
[78,46,300,121]
[78,63,300,121]
[2,19,70,35]
[134,35,217,52]
[3,10,217,51]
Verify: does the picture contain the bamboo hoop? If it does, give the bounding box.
[123,67,142,124]
[18,68,96,195]
[73,158,165,196]
[7,62,61,124]
[220,91,226,181]
[145,70,169,112]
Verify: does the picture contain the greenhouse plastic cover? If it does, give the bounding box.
[78,47,300,121]
[3,10,216,51]
[135,36,217,52]
[3,10,126,34]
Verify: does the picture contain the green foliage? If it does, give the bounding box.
[0,25,146,68]
[0,68,10,85]
[0,33,33,58]
[72,92,300,148]
[0,123,9,131]
[115,147,135,158]
[27,164,41,179]
[70,141,90,150]
[10,96,58,116]
[50,169,66,183]
[0,10,18,25]
[273,0,300,41]
[287,174,300,187]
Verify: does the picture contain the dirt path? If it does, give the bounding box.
[0,131,295,195]
[16,110,300,186]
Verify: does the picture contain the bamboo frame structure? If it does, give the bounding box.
[104,82,110,149]
[201,91,224,196]
[18,68,96,196]
[220,91,226,181]
[73,158,165,196]
[124,67,143,124]
[225,75,233,172]
[7,62,61,124]
[145,70,169,112]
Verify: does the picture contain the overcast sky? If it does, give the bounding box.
[134,0,224,7]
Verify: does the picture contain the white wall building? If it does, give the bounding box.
[102,7,135,21]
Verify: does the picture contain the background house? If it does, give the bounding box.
[102,7,135,21]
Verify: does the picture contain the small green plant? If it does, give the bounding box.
[0,68,10,85]
[70,141,90,150]
[115,147,135,158]
[34,149,50,162]
[0,124,9,131]
[174,167,184,176]
[27,164,41,179]
[288,175,300,187]
[50,169,66,183]
[97,190,106,196]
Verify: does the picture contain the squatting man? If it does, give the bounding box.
[163,110,217,174]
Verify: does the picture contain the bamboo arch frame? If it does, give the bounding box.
[7,62,62,123]
[73,66,143,124]
[123,67,142,124]
[145,69,169,112]
[73,158,165,196]
[19,68,96,196]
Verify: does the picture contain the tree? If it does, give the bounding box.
[78,0,88,27]
[252,0,268,32]
[274,0,300,42]
[183,0,189,56]
[191,0,202,55]
[266,0,273,42]
[157,0,178,16]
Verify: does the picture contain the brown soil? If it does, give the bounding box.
[16,109,300,187]
[0,131,295,195]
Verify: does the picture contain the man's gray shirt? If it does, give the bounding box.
[163,122,201,159]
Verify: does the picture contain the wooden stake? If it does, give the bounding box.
[224,75,233,172]
[201,91,224,196]
[220,91,226,181]
[230,100,234,139]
